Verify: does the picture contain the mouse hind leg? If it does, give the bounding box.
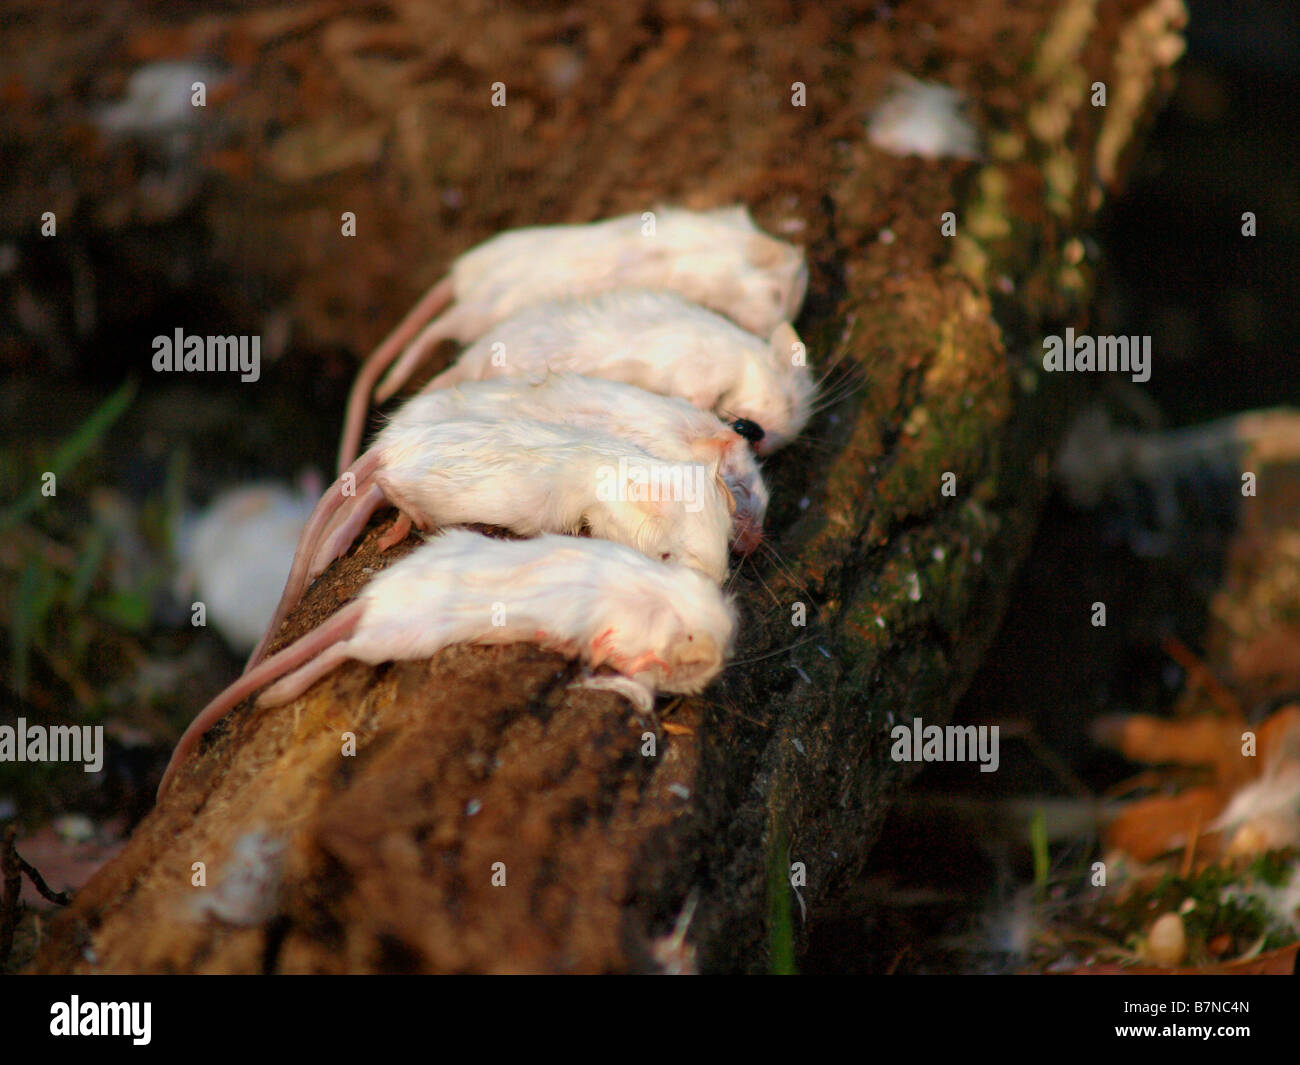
[307,482,388,577]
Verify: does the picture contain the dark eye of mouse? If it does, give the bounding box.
[732,418,766,444]
[660,552,672,561]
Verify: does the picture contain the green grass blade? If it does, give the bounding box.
[0,379,137,534]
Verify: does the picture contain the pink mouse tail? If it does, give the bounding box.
[256,642,356,708]
[306,482,387,578]
[244,450,383,673]
[372,302,465,405]
[338,276,454,474]
[158,601,366,799]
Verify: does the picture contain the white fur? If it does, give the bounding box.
[386,373,769,547]
[373,418,733,582]
[427,290,813,455]
[429,204,805,344]
[281,530,736,700]
[248,416,734,673]
[338,205,809,470]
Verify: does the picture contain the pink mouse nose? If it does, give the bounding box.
[732,516,763,555]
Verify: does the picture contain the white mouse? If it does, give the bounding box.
[159,529,738,797]
[370,373,769,552]
[338,205,808,470]
[394,290,814,461]
[246,417,736,670]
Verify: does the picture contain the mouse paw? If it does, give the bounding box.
[574,673,655,713]
[618,650,668,675]
[588,627,616,667]
[376,512,413,551]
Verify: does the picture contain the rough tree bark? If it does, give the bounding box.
[21,0,1188,972]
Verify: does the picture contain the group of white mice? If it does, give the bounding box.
[159,205,815,796]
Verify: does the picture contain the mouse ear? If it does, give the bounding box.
[746,233,790,269]
[769,322,802,370]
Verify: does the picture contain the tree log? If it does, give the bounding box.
[26,0,1188,973]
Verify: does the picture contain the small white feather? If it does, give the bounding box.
[867,74,981,161]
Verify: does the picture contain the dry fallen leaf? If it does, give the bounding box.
[1096,705,1300,862]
